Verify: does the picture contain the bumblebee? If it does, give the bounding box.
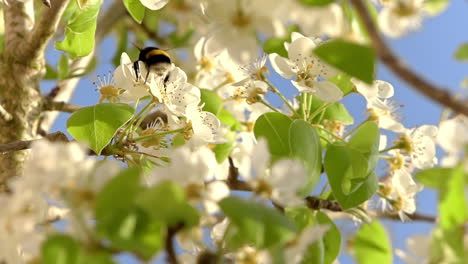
[133,46,172,84]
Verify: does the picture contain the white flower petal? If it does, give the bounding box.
[288,36,316,65]
[269,53,296,79]
[313,81,343,102]
[139,0,168,10]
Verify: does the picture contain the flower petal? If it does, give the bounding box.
[313,81,343,102]
[269,53,296,79]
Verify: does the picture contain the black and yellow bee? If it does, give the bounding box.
[133,46,172,84]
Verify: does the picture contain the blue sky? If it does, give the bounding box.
[42,1,468,263]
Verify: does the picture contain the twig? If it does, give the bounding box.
[350,0,468,117]
[305,196,342,212]
[43,100,81,113]
[377,212,437,223]
[226,156,438,222]
[166,223,184,264]
[0,131,69,153]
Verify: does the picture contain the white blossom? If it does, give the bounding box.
[269,32,343,102]
[139,0,169,10]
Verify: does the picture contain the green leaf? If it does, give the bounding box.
[264,38,289,58]
[42,235,79,264]
[135,181,200,229]
[430,227,465,263]
[327,74,355,96]
[200,89,241,130]
[454,43,468,62]
[58,54,70,80]
[66,103,135,154]
[45,64,58,80]
[289,120,322,195]
[354,221,392,264]
[285,206,315,232]
[298,0,335,6]
[123,0,145,23]
[316,212,341,264]
[415,167,454,189]
[220,197,296,249]
[314,39,375,84]
[214,132,235,163]
[254,112,293,159]
[324,122,379,209]
[95,168,162,260]
[112,24,129,67]
[307,96,354,125]
[95,168,142,226]
[263,25,299,57]
[418,166,467,229]
[423,0,450,15]
[55,0,101,58]
[303,239,325,264]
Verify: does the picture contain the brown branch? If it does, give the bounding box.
[226,156,437,222]
[350,0,468,117]
[24,0,71,61]
[0,131,69,153]
[377,212,437,223]
[166,223,184,264]
[43,100,81,113]
[305,196,342,212]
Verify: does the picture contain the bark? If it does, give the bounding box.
[0,0,70,190]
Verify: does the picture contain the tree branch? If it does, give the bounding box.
[23,0,71,61]
[226,156,437,222]
[166,223,184,264]
[43,100,81,113]
[0,131,69,153]
[350,0,468,117]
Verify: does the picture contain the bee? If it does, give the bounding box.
[133,46,172,84]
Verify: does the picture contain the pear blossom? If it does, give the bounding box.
[388,170,423,220]
[367,98,405,132]
[114,52,158,103]
[185,104,224,146]
[280,1,344,37]
[378,0,425,38]
[437,115,468,167]
[204,0,284,64]
[395,234,431,264]
[284,224,330,264]
[149,67,201,116]
[139,0,169,10]
[269,32,343,102]
[243,138,308,207]
[146,146,229,213]
[352,78,395,101]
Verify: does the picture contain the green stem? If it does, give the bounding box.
[117,101,154,144]
[343,119,368,139]
[308,102,330,122]
[134,128,184,142]
[313,125,344,142]
[379,145,401,154]
[264,78,300,117]
[301,93,308,119]
[260,98,280,113]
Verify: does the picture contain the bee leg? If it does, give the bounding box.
[144,69,150,84]
[133,61,140,81]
